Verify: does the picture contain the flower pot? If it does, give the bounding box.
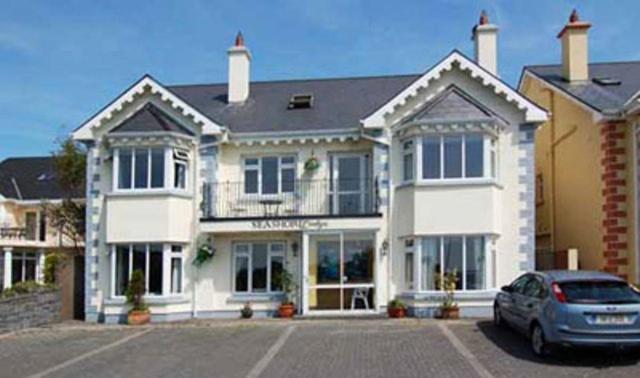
[439,307,460,320]
[387,307,406,318]
[278,303,296,318]
[128,310,151,325]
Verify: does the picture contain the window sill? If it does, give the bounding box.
[396,178,502,190]
[105,295,188,305]
[106,190,193,199]
[398,290,498,301]
[227,293,285,304]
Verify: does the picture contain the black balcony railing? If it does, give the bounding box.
[201,178,379,219]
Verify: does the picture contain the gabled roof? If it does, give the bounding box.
[110,103,194,136]
[523,61,640,115]
[408,85,495,123]
[362,50,548,128]
[167,74,419,134]
[0,157,85,201]
[73,75,222,141]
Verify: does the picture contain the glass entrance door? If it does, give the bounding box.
[330,154,370,215]
[307,232,375,312]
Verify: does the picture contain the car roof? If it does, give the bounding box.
[538,270,625,283]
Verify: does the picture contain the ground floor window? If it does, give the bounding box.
[233,242,285,294]
[112,244,184,297]
[405,235,488,292]
[12,252,37,284]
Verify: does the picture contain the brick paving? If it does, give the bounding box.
[0,319,639,378]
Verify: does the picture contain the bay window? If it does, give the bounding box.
[405,235,489,292]
[244,156,296,195]
[114,147,190,191]
[112,243,184,297]
[233,242,285,294]
[403,133,497,183]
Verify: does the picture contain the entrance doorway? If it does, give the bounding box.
[305,232,376,313]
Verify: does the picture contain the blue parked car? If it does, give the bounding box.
[494,270,640,356]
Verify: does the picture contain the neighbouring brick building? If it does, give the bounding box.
[520,10,640,281]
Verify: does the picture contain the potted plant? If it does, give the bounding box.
[240,302,253,319]
[193,239,215,267]
[304,152,320,173]
[387,299,407,318]
[438,271,460,319]
[274,269,297,318]
[126,269,150,325]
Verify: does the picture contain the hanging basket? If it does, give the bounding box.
[304,156,320,172]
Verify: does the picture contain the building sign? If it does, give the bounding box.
[251,219,329,231]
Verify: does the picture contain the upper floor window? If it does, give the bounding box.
[403,133,497,184]
[244,156,296,195]
[114,147,189,192]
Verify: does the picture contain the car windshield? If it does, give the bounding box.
[560,281,640,304]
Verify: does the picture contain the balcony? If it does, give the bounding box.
[201,179,380,220]
[0,227,27,240]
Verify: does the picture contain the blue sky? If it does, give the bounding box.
[0,0,638,160]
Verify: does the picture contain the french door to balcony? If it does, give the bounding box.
[330,153,371,215]
[306,232,376,313]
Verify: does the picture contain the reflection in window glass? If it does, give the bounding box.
[405,251,414,290]
[443,136,462,178]
[421,238,440,291]
[118,149,132,189]
[235,255,249,292]
[252,243,268,292]
[134,150,149,188]
[343,240,373,284]
[270,255,284,292]
[171,257,182,294]
[150,148,165,188]
[115,246,130,296]
[148,244,163,295]
[422,137,441,179]
[443,237,463,290]
[465,134,484,178]
[132,244,146,277]
[261,157,279,194]
[465,236,485,290]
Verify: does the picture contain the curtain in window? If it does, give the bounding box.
[465,236,485,290]
[443,237,463,290]
[421,238,440,291]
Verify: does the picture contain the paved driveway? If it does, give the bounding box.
[1,319,639,378]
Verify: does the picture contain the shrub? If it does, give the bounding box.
[0,281,56,299]
[125,270,147,312]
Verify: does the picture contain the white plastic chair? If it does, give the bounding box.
[350,287,370,310]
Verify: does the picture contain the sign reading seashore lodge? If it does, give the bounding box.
[251,219,329,230]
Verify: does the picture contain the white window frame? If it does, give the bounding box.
[110,243,184,298]
[402,140,414,182]
[113,146,191,193]
[173,148,189,190]
[405,235,492,293]
[242,156,297,196]
[232,241,286,294]
[402,133,497,185]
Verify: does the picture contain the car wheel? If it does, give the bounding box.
[531,324,549,357]
[493,304,504,327]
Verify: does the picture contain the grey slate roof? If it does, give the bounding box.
[525,61,640,114]
[0,157,84,200]
[110,103,194,135]
[410,85,495,123]
[167,75,420,134]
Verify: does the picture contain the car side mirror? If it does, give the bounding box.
[501,285,513,293]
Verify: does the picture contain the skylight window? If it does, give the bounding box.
[288,94,313,109]
[593,77,621,86]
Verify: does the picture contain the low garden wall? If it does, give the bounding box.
[0,287,61,332]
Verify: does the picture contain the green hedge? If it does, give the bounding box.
[0,281,56,299]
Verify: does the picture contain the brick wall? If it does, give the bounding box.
[600,122,629,279]
[0,289,61,332]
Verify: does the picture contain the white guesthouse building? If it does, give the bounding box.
[73,15,547,323]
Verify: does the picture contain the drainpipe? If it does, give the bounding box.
[543,89,557,252]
